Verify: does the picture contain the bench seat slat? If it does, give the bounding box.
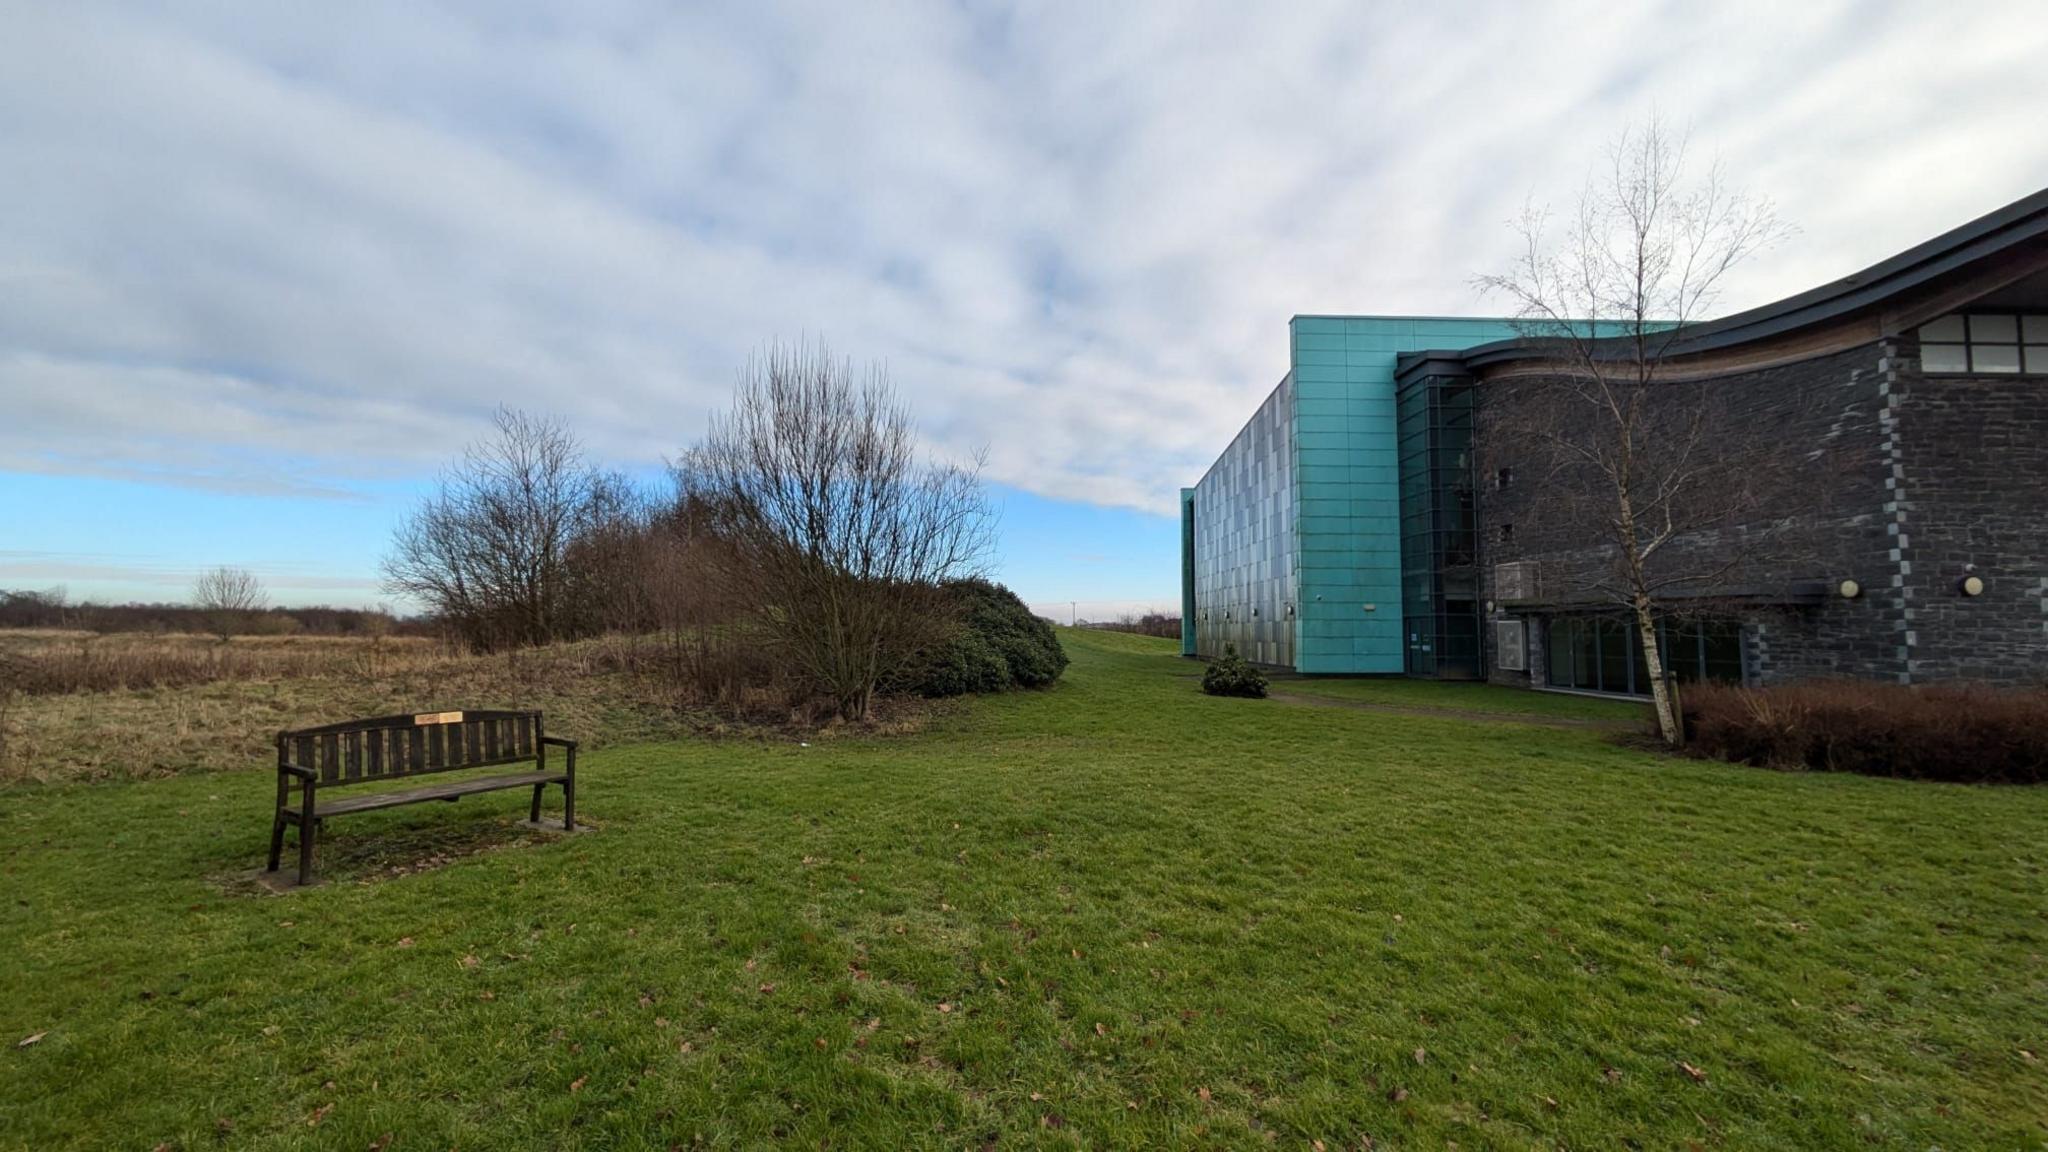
[303,770,565,818]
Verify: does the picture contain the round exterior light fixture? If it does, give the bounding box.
[1959,574,1985,597]
[1838,578,1861,599]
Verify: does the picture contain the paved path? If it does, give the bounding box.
[1265,689,1627,730]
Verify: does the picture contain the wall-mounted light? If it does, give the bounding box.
[1251,606,1259,618]
[1959,573,1986,597]
[1285,603,1295,618]
[1838,578,1861,599]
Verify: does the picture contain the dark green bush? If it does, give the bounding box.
[896,579,1068,698]
[1201,644,1268,698]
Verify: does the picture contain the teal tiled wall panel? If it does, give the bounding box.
[1288,316,1522,674]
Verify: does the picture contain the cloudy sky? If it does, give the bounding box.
[4,1,2047,615]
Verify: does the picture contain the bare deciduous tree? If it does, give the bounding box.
[191,566,267,641]
[1476,120,1792,746]
[681,341,994,720]
[383,407,633,651]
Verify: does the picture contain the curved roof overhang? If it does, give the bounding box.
[1436,186,2048,383]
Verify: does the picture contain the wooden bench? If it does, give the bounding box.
[268,709,576,885]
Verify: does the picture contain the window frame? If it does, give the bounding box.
[1917,312,2048,376]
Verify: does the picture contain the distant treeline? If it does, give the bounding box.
[0,589,418,637]
[1084,613,1182,639]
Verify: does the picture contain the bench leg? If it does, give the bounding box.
[266,813,286,873]
[529,783,545,823]
[297,785,318,886]
[562,776,575,832]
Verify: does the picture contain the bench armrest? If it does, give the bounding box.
[277,762,317,781]
[540,735,578,750]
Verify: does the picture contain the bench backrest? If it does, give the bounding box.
[278,710,544,787]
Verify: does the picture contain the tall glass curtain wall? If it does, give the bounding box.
[1545,617,1744,694]
[1189,376,1297,666]
[1397,371,1481,678]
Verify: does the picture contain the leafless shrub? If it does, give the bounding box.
[191,567,267,642]
[1684,680,2048,783]
[680,341,994,720]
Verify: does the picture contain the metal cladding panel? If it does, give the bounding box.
[1290,316,1524,674]
[1188,374,1297,667]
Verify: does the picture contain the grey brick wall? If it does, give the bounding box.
[1470,342,1940,688]
[1889,338,2048,685]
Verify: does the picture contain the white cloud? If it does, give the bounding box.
[3,0,2046,515]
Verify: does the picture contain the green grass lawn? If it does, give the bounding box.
[4,629,2044,1149]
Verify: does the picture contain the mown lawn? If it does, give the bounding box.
[3,629,2044,1149]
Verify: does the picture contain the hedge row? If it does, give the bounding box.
[1682,680,2048,784]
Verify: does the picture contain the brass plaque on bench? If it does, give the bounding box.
[413,710,465,726]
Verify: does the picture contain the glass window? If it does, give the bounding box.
[1596,620,1630,694]
[1920,313,2045,375]
[1702,622,1744,684]
[1922,343,1969,373]
[1969,314,2018,342]
[1547,618,1576,686]
[1973,344,2022,373]
[1543,614,1743,694]
[1919,315,1967,342]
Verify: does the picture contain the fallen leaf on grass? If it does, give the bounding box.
[1603,1067,1623,1083]
[569,1075,588,1093]
[306,1103,332,1127]
[1413,1047,1427,1065]
[479,991,496,1002]
[16,1032,45,1048]
[1542,1095,1559,1111]
[1196,1086,1211,1102]
[938,1002,953,1014]
[459,954,480,969]
[261,1026,280,1037]
[1094,1022,1107,1036]
[2019,1048,2037,1062]
[1679,1061,1708,1083]
[368,1135,393,1151]
[758,983,775,995]
[395,938,414,949]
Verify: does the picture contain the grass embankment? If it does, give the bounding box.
[2,629,2043,1148]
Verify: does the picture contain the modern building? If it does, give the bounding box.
[1182,188,2048,692]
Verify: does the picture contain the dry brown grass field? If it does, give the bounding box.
[0,629,747,783]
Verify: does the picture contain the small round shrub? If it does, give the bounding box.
[1201,644,1268,698]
